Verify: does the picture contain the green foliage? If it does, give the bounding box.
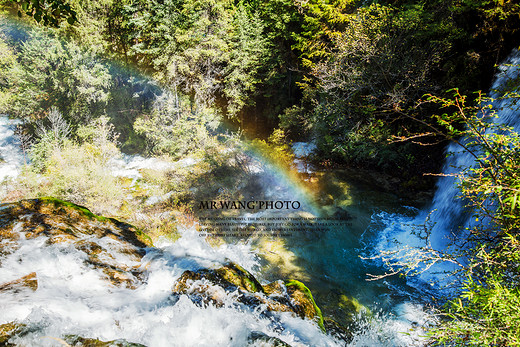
[133,91,221,158]
[4,0,77,26]
[4,0,519,182]
[1,29,112,121]
[0,34,20,112]
[0,24,161,152]
[119,0,293,117]
[62,0,126,54]
[223,5,269,116]
[412,90,520,345]
[124,0,233,104]
[276,0,488,176]
[435,248,520,345]
[291,0,355,67]
[17,115,125,215]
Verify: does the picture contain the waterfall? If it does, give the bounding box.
[372,49,520,291]
[0,116,23,183]
[428,49,520,251]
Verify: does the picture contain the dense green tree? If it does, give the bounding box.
[133,91,221,158]
[2,0,77,26]
[2,0,520,174]
[223,5,269,115]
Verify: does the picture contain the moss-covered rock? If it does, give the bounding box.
[284,280,325,332]
[173,263,330,333]
[338,294,367,315]
[1,198,152,247]
[174,262,263,295]
[0,198,149,288]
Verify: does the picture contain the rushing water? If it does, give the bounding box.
[0,218,340,346]
[0,116,23,183]
[427,49,520,252]
[374,49,520,291]
[0,133,431,346]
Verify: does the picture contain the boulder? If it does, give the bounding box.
[173,263,325,332]
[0,198,150,288]
[247,331,292,346]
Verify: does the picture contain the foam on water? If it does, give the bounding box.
[369,210,457,292]
[292,142,316,158]
[1,219,342,346]
[349,302,432,347]
[292,142,317,174]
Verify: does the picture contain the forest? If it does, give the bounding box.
[1,0,520,345]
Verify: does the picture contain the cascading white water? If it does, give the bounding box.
[0,116,24,183]
[373,49,520,290]
[0,219,340,347]
[428,49,520,250]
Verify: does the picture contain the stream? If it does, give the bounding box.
[0,115,434,346]
[1,42,519,346]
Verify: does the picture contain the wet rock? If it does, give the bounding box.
[65,335,146,347]
[338,294,366,315]
[174,262,263,295]
[284,280,325,331]
[0,272,37,293]
[173,262,265,308]
[331,207,353,220]
[323,317,352,342]
[247,331,292,346]
[263,280,286,296]
[0,322,25,346]
[173,263,326,332]
[0,198,150,288]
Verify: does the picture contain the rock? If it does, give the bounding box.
[173,262,263,295]
[214,262,263,293]
[0,198,150,288]
[0,322,24,346]
[173,263,327,333]
[0,198,151,248]
[284,280,325,332]
[323,317,352,342]
[338,294,367,315]
[247,331,292,346]
[263,280,286,296]
[173,262,265,308]
[0,272,37,293]
[331,207,353,220]
[65,335,146,347]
